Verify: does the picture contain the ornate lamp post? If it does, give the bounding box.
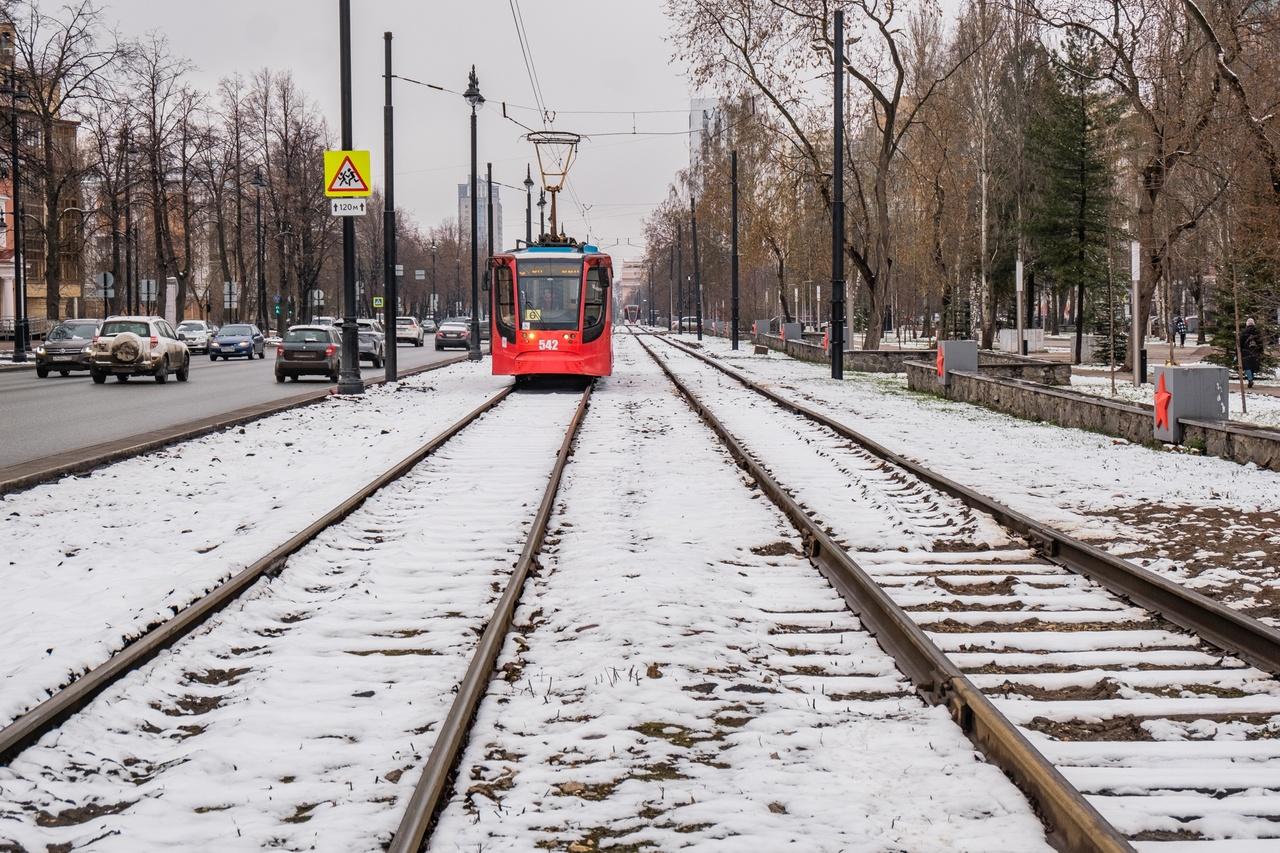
[463,65,484,362]
[523,165,534,244]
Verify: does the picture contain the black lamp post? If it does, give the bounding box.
[252,166,267,333]
[523,165,534,244]
[464,65,484,362]
[430,240,438,322]
[336,0,363,394]
[537,188,546,239]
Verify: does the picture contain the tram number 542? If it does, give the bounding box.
[538,339,560,351]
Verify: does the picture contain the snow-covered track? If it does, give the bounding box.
[387,383,592,852]
[0,383,513,766]
[655,335,1280,676]
[642,334,1280,851]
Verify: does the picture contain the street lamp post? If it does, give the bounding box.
[830,9,846,379]
[430,240,437,322]
[524,165,534,244]
[464,65,484,362]
[537,189,546,239]
[382,30,397,382]
[252,166,267,333]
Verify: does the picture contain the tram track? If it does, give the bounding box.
[0,382,592,851]
[639,332,1280,852]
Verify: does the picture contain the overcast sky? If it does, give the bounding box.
[101,1,696,273]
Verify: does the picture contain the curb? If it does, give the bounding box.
[0,355,470,496]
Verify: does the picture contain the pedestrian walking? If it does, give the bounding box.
[1241,317,1264,388]
[1174,314,1188,348]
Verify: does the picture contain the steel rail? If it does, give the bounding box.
[636,335,1131,853]
[0,383,514,765]
[388,381,594,853]
[657,335,1280,676]
[0,355,470,496]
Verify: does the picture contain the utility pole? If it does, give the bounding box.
[538,188,546,238]
[486,161,494,351]
[524,164,534,244]
[382,30,397,381]
[1016,256,1025,356]
[731,149,740,350]
[336,0,364,393]
[464,67,484,362]
[668,242,675,329]
[430,241,437,322]
[648,255,655,326]
[1131,240,1142,386]
[691,196,702,341]
[123,128,135,315]
[253,167,266,332]
[830,9,846,379]
[676,223,683,333]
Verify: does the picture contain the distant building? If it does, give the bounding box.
[458,178,503,253]
[689,97,727,170]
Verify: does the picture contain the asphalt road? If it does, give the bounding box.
[0,344,463,469]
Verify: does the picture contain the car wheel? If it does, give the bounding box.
[115,374,129,383]
[435,344,442,351]
[59,370,70,377]
[374,357,383,369]
[258,350,265,359]
[36,365,48,378]
[275,371,285,383]
[154,357,169,384]
[91,369,106,385]
[210,354,218,361]
[291,374,300,382]
[416,338,423,347]
[177,355,190,382]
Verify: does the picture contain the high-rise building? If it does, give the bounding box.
[457,179,503,253]
[689,97,726,170]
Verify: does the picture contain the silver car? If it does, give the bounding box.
[89,316,191,384]
[34,318,99,377]
[176,319,216,353]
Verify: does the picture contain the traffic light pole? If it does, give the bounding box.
[731,150,740,350]
[382,30,397,381]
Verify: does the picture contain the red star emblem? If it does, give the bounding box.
[1154,373,1173,430]
[936,346,945,377]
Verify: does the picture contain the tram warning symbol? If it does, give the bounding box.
[324,150,372,197]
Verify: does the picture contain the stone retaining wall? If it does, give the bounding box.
[905,360,1280,471]
[754,333,1070,384]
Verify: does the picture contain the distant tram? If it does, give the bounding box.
[623,304,641,323]
[490,241,614,378]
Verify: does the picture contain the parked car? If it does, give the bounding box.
[395,316,425,347]
[421,318,438,334]
[89,316,190,384]
[313,315,338,327]
[176,319,216,353]
[358,327,385,367]
[434,318,471,350]
[210,323,265,360]
[356,318,383,334]
[275,325,341,382]
[34,318,100,377]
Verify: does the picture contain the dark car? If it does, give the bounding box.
[34,319,99,377]
[275,325,341,382]
[358,328,385,368]
[434,318,471,350]
[210,323,265,360]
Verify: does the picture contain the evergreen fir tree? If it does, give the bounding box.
[1025,32,1119,364]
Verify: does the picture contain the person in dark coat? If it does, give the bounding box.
[1173,314,1188,347]
[1241,317,1264,388]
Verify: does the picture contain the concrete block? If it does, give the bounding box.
[780,322,803,342]
[1153,364,1229,444]
[937,340,977,386]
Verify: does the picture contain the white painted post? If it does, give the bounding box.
[1131,240,1142,387]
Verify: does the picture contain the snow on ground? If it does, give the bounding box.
[429,336,1052,852]
[677,334,1280,622]
[1071,373,1280,429]
[0,361,507,729]
[0,390,582,851]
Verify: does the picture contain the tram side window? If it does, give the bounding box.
[583,266,608,342]
[496,264,515,327]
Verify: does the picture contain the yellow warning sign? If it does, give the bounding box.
[524,308,542,322]
[324,150,372,197]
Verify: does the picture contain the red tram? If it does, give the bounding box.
[489,242,613,378]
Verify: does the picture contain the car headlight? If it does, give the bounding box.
[238,341,250,347]
[211,342,221,348]
[82,345,91,354]
[35,346,45,355]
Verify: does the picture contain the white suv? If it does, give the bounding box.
[176,319,216,353]
[395,316,425,346]
[90,316,191,384]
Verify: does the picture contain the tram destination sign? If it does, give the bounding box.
[518,260,581,277]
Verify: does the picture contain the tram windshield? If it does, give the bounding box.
[517,259,583,330]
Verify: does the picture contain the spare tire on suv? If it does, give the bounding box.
[110,331,145,364]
